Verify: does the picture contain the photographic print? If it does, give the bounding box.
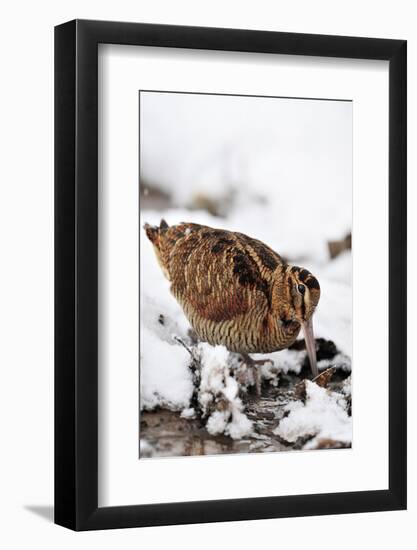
[139,91,352,459]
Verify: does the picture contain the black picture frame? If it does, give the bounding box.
[55,19,407,531]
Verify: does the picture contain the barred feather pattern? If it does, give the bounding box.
[144,220,319,354]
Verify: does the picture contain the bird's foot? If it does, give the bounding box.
[237,353,274,396]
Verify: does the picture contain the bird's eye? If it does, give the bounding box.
[298,284,306,295]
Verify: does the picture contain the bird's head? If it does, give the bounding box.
[279,265,321,377]
[286,265,321,323]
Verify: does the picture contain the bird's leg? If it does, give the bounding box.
[239,353,274,396]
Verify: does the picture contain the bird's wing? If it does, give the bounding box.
[166,225,278,323]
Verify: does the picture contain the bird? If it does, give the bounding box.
[144,219,321,380]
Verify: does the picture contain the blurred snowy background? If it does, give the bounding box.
[139,92,352,457]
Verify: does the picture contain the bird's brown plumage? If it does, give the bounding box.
[144,220,320,355]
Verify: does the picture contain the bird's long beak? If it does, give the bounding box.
[302,318,318,378]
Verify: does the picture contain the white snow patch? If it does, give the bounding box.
[274,381,352,448]
[140,329,194,411]
[313,274,352,358]
[198,344,253,440]
[257,348,305,375]
[180,407,196,419]
[318,353,351,373]
[206,411,228,435]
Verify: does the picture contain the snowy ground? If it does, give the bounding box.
[139,92,352,457]
[139,207,352,455]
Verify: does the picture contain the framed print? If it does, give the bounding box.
[55,20,407,530]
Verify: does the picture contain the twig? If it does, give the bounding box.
[173,335,195,357]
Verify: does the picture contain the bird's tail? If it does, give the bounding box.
[143,219,171,280]
[143,218,169,246]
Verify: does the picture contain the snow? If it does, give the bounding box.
[197,344,253,440]
[141,92,352,262]
[274,381,352,448]
[140,328,194,411]
[312,254,352,357]
[317,353,351,373]
[180,407,196,419]
[140,211,351,437]
[139,91,352,446]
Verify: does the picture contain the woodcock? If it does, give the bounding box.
[144,220,321,378]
